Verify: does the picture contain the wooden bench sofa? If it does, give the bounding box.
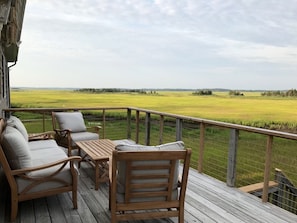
[0,117,81,221]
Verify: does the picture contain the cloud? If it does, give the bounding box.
[13,0,297,89]
[216,39,297,65]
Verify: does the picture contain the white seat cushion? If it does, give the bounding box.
[17,146,73,193]
[28,139,59,151]
[113,139,136,146]
[70,132,99,146]
[30,146,68,169]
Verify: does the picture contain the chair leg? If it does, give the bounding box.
[109,183,111,210]
[72,189,78,209]
[178,208,184,223]
[11,194,18,222]
[77,147,82,168]
[110,211,117,223]
[72,166,78,209]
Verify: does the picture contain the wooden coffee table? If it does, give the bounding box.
[76,139,115,190]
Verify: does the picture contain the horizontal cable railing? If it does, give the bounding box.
[3,107,297,214]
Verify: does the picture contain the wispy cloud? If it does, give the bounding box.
[13,0,297,89]
[217,39,297,65]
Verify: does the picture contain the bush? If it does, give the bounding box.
[229,90,244,96]
[261,89,297,97]
[192,90,212,95]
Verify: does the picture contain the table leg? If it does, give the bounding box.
[95,161,99,190]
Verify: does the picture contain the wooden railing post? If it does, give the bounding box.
[135,110,140,144]
[127,108,131,139]
[176,118,182,141]
[263,135,273,202]
[227,129,239,187]
[145,112,151,146]
[42,112,46,132]
[102,109,106,139]
[159,115,164,144]
[198,123,205,173]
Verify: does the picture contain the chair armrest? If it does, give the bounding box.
[11,156,82,176]
[54,129,73,155]
[86,125,101,134]
[28,131,56,141]
[54,128,71,137]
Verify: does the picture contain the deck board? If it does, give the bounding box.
[1,164,297,223]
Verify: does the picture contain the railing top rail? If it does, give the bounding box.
[4,107,297,140]
[4,107,128,112]
[127,107,297,140]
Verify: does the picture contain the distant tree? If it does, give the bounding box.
[286,89,297,96]
[75,88,151,94]
[261,90,296,97]
[192,90,212,95]
[229,90,244,96]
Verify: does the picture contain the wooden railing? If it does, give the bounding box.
[3,107,297,209]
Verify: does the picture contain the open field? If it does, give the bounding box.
[11,89,297,131]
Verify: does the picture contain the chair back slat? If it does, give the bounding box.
[123,158,177,202]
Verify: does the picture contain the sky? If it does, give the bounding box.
[10,0,297,90]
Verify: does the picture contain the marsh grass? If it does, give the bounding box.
[11,89,297,131]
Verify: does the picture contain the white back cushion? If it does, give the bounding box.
[54,112,87,132]
[6,116,29,141]
[1,126,32,169]
[115,141,184,152]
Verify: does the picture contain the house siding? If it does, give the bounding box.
[0,0,26,117]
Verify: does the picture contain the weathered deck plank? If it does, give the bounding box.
[187,168,297,223]
[1,164,297,223]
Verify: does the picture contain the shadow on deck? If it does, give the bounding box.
[1,163,297,223]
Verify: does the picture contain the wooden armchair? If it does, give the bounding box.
[110,142,191,223]
[52,111,100,156]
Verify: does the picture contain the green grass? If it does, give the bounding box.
[11,89,297,131]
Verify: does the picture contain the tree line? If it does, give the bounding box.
[261,89,297,97]
[192,90,244,96]
[75,88,147,94]
[192,90,212,95]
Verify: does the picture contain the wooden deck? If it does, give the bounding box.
[1,163,297,223]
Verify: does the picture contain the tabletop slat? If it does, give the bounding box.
[76,139,115,160]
